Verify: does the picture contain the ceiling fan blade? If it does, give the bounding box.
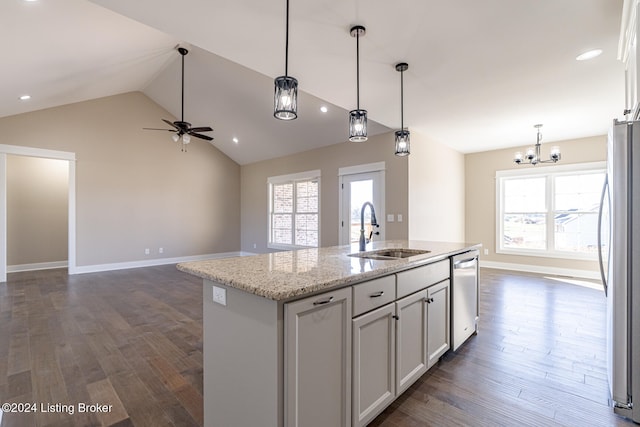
[162,119,179,129]
[189,132,214,141]
[189,126,213,133]
[143,128,176,132]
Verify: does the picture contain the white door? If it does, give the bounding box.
[340,170,385,245]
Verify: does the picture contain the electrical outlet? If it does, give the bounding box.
[387,214,395,222]
[213,286,227,306]
[159,247,164,254]
[253,243,257,249]
[484,249,489,255]
[144,248,150,255]
[397,214,403,222]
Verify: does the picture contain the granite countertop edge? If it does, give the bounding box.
[177,240,481,302]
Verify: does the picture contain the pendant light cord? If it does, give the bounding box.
[285,0,289,77]
[356,31,360,109]
[400,69,404,131]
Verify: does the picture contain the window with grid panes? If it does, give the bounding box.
[268,171,320,249]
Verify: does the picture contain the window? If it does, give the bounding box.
[268,170,320,249]
[496,162,605,259]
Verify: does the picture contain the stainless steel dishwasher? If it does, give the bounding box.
[451,249,479,351]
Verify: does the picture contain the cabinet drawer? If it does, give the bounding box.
[396,259,449,298]
[353,275,396,317]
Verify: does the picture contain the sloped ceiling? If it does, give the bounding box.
[2,0,625,165]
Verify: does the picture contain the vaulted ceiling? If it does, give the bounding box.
[1,0,624,165]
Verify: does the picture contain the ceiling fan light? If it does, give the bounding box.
[172,133,180,143]
[274,76,298,120]
[394,130,410,156]
[182,134,191,144]
[349,109,368,142]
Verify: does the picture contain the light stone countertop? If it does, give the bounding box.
[176,240,481,301]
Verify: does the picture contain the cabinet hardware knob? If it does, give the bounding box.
[392,315,399,320]
[425,297,434,303]
[313,296,334,306]
[370,291,384,298]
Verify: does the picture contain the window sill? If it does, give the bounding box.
[268,243,318,251]
[496,248,599,261]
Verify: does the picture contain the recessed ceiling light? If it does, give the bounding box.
[19,95,31,100]
[320,106,328,113]
[232,137,239,144]
[576,49,602,61]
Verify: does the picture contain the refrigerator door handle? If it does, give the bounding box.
[597,174,608,296]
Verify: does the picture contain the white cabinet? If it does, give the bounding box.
[284,259,454,427]
[426,280,450,368]
[395,289,427,394]
[284,287,352,427]
[395,279,451,393]
[620,0,640,119]
[352,303,396,427]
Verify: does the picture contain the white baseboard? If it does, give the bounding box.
[8,261,68,273]
[73,251,244,275]
[480,260,601,280]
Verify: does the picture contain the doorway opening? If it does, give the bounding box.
[7,155,69,273]
[0,145,76,282]
[338,162,385,246]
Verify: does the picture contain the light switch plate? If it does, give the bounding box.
[213,285,227,306]
[387,214,395,222]
[397,214,403,222]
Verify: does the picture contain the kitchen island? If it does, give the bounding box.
[177,240,480,427]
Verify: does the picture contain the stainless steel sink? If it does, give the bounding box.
[348,248,431,260]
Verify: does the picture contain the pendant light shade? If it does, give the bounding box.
[274,0,298,120]
[349,109,368,142]
[274,76,298,120]
[349,25,368,142]
[394,130,410,156]
[394,62,410,156]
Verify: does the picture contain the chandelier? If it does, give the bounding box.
[513,124,561,165]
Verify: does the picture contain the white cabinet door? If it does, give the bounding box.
[285,287,352,427]
[352,303,396,427]
[427,280,450,368]
[395,290,428,394]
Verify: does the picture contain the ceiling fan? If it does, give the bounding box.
[144,47,213,152]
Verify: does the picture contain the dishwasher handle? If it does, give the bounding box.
[453,258,477,269]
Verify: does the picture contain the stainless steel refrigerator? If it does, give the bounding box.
[599,119,640,423]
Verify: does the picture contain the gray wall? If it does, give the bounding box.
[240,132,409,253]
[7,155,69,266]
[0,91,241,267]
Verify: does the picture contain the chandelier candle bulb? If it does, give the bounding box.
[514,152,523,164]
[526,148,535,160]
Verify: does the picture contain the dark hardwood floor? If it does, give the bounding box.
[0,266,635,426]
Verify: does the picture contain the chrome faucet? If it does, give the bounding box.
[359,202,379,251]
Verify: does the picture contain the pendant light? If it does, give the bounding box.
[274,0,298,120]
[394,62,410,156]
[349,25,367,142]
